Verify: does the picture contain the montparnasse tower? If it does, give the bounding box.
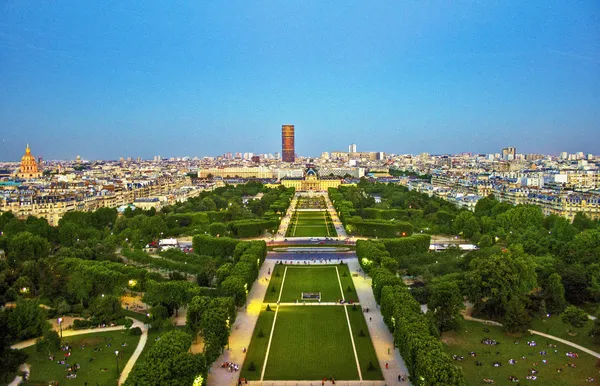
[17,144,42,179]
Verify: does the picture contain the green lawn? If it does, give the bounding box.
[240,305,276,381]
[286,211,337,237]
[21,330,140,386]
[529,314,600,353]
[263,306,358,380]
[441,320,599,386]
[243,265,382,381]
[346,305,384,380]
[265,265,356,303]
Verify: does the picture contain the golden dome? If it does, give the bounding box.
[19,144,40,177]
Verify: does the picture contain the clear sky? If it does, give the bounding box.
[1,1,599,161]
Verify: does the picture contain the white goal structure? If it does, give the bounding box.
[301,292,321,300]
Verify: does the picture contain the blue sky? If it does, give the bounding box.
[0,1,599,160]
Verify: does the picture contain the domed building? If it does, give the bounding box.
[17,144,42,179]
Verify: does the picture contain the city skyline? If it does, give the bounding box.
[1,1,599,160]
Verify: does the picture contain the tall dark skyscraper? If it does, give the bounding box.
[282,124,295,162]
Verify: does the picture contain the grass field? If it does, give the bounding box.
[242,264,382,381]
[529,314,600,353]
[264,264,358,303]
[441,320,599,386]
[264,306,358,380]
[21,330,140,386]
[286,211,337,238]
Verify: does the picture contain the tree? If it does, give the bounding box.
[428,281,464,332]
[220,276,246,306]
[589,317,600,345]
[149,304,171,329]
[503,296,531,332]
[560,306,588,329]
[36,330,61,353]
[7,300,49,340]
[477,234,494,248]
[453,211,480,238]
[7,232,50,263]
[187,296,211,338]
[89,294,122,323]
[572,212,596,232]
[544,273,566,314]
[464,248,537,318]
[201,307,229,350]
[199,197,217,212]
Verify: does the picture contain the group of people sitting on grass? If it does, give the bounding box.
[566,351,579,358]
[481,337,500,346]
[472,326,596,384]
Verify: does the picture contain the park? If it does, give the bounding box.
[1,181,600,386]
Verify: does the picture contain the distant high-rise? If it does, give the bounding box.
[502,146,516,160]
[282,124,295,162]
[349,143,356,153]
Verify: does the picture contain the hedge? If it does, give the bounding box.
[349,219,413,238]
[382,234,431,257]
[192,235,239,258]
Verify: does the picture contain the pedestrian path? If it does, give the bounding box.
[247,381,389,386]
[323,193,348,239]
[275,195,298,240]
[11,324,128,349]
[207,260,277,386]
[346,258,412,386]
[118,319,148,385]
[274,302,361,306]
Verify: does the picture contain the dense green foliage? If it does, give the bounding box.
[124,329,206,386]
[380,285,466,385]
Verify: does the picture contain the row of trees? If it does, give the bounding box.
[356,235,431,273]
[373,268,466,385]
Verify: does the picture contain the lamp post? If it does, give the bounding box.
[115,350,120,374]
[57,317,63,339]
[226,317,230,350]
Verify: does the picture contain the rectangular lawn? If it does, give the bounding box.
[263,306,358,380]
[243,264,382,382]
[280,266,343,303]
[287,211,336,238]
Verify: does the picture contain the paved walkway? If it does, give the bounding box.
[463,315,600,359]
[11,325,128,349]
[276,302,361,306]
[247,381,389,386]
[346,258,411,386]
[118,319,148,385]
[323,193,348,239]
[207,260,277,386]
[275,195,298,240]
